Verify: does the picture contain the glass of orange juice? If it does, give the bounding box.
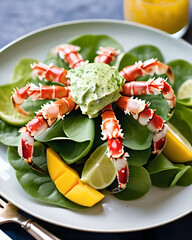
[124,0,189,37]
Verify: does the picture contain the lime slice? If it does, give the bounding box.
[81,144,117,189]
[163,123,192,163]
[0,80,33,126]
[177,79,192,106]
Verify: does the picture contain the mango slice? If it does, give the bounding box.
[65,182,105,207]
[47,148,104,207]
[47,148,71,181]
[54,171,79,195]
[163,124,192,163]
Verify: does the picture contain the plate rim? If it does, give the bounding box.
[1,18,192,52]
[0,190,191,233]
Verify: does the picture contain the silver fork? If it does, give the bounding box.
[0,196,61,240]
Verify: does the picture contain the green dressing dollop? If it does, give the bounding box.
[67,63,125,118]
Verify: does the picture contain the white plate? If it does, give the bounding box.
[0,19,191,232]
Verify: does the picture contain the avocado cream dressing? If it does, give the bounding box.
[67,63,125,118]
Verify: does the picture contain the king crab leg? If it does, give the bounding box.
[51,44,85,69]
[12,84,70,116]
[101,104,124,157]
[101,104,129,192]
[96,47,129,191]
[122,77,176,110]
[32,62,69,86]
[120,58,175,84]
[18,117,48,174]
[116,96,167,156]
[94,47,121,65]
[19,97,76,173]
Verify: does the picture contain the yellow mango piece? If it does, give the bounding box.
[47,148,71,181]
[65,182,104,207]
[55,170,79,195]
[163,125,192,163]
[46,148,105,207]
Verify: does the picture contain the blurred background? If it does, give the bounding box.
[0,0,192,239]
[0,0,123,48]
[0,0,192,48]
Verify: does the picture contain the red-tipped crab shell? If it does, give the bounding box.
[11,42,176,194]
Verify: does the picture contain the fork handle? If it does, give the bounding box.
[22,219,61,240]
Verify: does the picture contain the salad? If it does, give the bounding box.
[0,34,191,210]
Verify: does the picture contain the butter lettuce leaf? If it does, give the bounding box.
[0,119,20,146]
[11,58,38,82]
[0,76,34,126]
[0,58,38,126]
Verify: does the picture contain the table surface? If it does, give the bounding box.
[0,0,192,239]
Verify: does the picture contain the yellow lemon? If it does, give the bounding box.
[163,123,192,163]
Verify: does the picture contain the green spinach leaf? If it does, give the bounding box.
[169,102,192,145]
[36,112,95,164]
[45,34,124,68]
[139,95,170,121]
[128,45,164,63]
[176,163,192,186]
[120,113,153,150]
[168,59,192,95]
[22,98,52,113]
[69,34,124,66]
[115,165,151,200]
[146,154,178,174]
[118,53,139,71]
[35,119,67,142]
[127,147,151,166]
[63,112,95,142]
[146,154,192,187]
[44,53,69,69]
[7,142,84,210]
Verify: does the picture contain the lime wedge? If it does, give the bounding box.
[177,79,192,106]
[0,58,38,126]
[81,144,117,189]
[0,79,33,126]
[163,123,192,163]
